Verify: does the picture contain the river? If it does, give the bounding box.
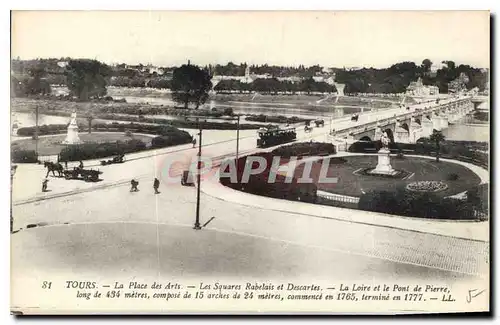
[50,86,372,120]
[442,119,490,142]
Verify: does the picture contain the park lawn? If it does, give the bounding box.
[11,132,154,156]
[296,155,482,198]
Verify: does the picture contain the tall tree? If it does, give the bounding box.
[86,115,94,134]
[66,59,111,101]
[429,129,445,162]
[421,59,432,73]
[171,63,212,109]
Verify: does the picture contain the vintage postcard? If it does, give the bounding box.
[10,10,490,314]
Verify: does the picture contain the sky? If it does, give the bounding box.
[11,11,490,69]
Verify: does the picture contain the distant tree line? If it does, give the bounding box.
[337,60,488,95]
[209,62,325,78]
[11,58,112,101]
[109,76,172,89]
[11,58,488,98]
[214,77,336,94]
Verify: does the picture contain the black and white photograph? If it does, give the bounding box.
[9,10,490,314]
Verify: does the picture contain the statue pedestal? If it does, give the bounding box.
[63,121,82,145]
[369,148,398,176]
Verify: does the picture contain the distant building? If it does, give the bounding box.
[57,61,68,68]
[277,76,302,83]
[240,66,254,84]
[448,72,469,94]
[406,77,439,96]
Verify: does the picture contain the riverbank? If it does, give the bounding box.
[10,98,266,130]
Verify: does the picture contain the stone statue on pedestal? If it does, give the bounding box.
[63,109,82,145]
[369,129,397,176]
[380,130,390,149]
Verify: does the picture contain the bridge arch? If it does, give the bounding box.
[401,123,409,132]
[415,118,421,125]
[359,136,372,142]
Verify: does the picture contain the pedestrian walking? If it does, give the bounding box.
[42,179,49,192]
[64,161,68,169]
[79,160,84,169]
[153,178,160,194]
[130,179,139,192]
[192,137,197,148]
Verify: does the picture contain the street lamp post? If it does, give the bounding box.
[235,115,240,163]
[35,105,39,157]
[193,118,203,230]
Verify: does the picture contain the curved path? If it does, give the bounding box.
[11,100,489,300]
[204,152,489,242]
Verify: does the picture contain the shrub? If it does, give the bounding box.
[59,139,147,161]
[348,141,378,153]
[358,189,485,220]
[223,107,234,116]
[17,124,68,137]
[11,149,38,163]
[272,142,336,158]
[447,173,459,181]
[151,133,193,149]
[125,130,133,137]
[467,184,489,216]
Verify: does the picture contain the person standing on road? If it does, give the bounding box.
[192,137,197,148]
[42,179,49,192]
[79,160,84,169]
[130,179,139,192]
[153,178,160,194]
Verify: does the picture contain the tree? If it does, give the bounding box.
[66,59,111,101]
[86,115,94,134]
[171,63,212,109]
[429,129,445,162]
[421,59,432,73]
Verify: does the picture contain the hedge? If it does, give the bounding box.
[272,142,337,158]
[17,124,68,137]
[16,122,194,138]
[11,149,38,163]
[220,153,318,203]
[467,184,489,215]
[348,140,489,168]
[358,189,487,220]
[59,139,148,161]
[151,133,193,149]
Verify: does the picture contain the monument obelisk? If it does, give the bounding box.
[63,110,82,144]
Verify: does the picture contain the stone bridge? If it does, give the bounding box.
[336,97,475,144]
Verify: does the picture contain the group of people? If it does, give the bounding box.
[130,177,161,194]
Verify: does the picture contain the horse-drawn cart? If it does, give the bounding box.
[100,154,125,166]
[63,167,102,182]
[314,119,325,127]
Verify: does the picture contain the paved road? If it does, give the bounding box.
[11,96,488,286]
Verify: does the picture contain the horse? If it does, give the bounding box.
[304,125,313,133]
[44,161,64,178]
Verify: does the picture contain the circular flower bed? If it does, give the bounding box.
[406,181,448,193]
